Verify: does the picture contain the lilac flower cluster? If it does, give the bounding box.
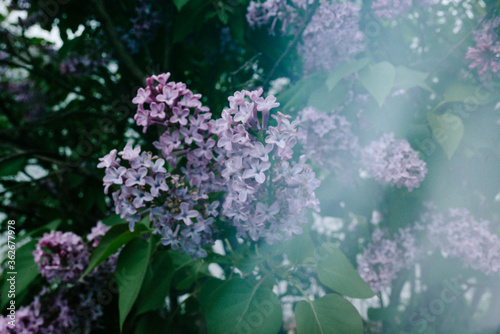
[213,89,321,243]
[60,53,107,77]
[33,230,90,283]
[120,0,160,54]
[0,283,106,333]
[466,17,500,77]
[371,0,434,20]
[246,1,364,72]
[0,222,116,333]
[87,220,111,247]
[296,106,359,175]
[362,133,427,191]
[246,0,305,36]
[357,227,418,292]
[298,1,364,73]
[424,207,500,275]
[371,0,412,20]
[100,73,221,258]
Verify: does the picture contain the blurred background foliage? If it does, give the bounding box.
[1,0,500,333]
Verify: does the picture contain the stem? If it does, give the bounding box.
[288,276,312,303]
[263,0,320,89]
[92,0,147,83]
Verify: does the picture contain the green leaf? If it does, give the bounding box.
[295,294,364,334]
[358,61,396,107]
[1,240,39,310]
[15,219,61,242]
[317,243,375,299]
[0,156,26,177]
[277,72,326,112]
[326,58,369,91]
[173,0,190,11]
[307,83,348,113]
[443,83,494,105]
[203,278,282,334]
[135,250,174,315]
[427,112,464,159]
[173,0,211,43]
[394,66,432,92]
[117,237,152,331]
[367,307,398,321]
[199,277,227,313]
[285,231,315,265]
[80,223,149,279]
[101,214,125,226]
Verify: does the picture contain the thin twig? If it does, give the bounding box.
[92,0,147,83]
[428,17,485,74]
[263,0,320,89]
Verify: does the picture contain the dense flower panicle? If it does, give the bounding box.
[33,231,90,283]
[466,17,500,77]
[0,300,43,333]
[371,0,412,20]
[100,73,221,258]
[0,285,105,334]
[296,106,359,175]
[2,224,117,333]
[246,0,299,35]
[246,1,363,72]
[298,1,364,73]
[214,89,320,244]
[371,0,434,19]
[362,133,427,191]
[357,227,418,292]
[423,207,500,275]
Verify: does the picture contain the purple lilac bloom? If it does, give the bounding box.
[371,0,413,20]
[297,106,359,175]
[0,284,106,334]
[100,73,222,258]
[298,1,364,73]
[246,0,299,36]
[466,17,500,77]
[423,207,500,275]
[357,227,418,293]
[371,0,434,20]
[33,231,90,283]
[362,133,427,191]
[213,89,321,243]
[247,1,364,73]
[86,221,111,247]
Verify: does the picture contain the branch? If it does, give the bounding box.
[92,0,147,83]
[263,0,320,89]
